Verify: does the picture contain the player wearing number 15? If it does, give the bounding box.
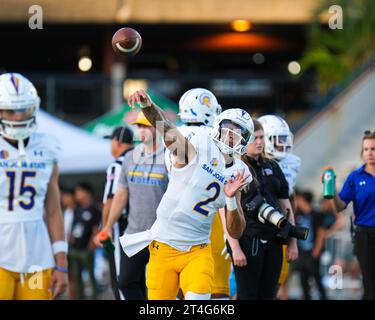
[0,73,67,300]
[121,90,254,300]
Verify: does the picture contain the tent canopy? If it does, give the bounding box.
[84,90,179,137]
[33,91,178,174]
[37,110,112,174]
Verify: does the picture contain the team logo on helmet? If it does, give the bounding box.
[199,94,211,108]
[10,74,20,94]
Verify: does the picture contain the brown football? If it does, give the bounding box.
[112,27,142,56]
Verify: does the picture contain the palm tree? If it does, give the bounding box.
[301,0,375,93]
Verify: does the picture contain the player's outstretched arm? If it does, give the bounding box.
[224,169,249,239]
[128,89,196,168]
[219,208,248,267]
[225,192,246,239]
[44,163,68,299]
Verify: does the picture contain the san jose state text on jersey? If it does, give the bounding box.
[0,132,60,220]
[202,163,229,185]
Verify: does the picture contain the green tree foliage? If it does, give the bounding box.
[301,0,375,93]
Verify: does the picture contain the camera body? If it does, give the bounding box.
[245,194,309,240]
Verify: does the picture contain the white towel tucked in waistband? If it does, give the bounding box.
[120,230,154,257]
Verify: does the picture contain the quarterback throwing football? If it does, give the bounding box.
[121,89,254,300]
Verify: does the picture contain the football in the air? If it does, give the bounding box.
[112,27,142,56]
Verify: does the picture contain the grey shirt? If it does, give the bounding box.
[118,143,168,234]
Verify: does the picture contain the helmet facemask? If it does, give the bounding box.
[268,131,293,160]
[213,119,252,155]
[258,115,294,160]
[0,106,38,141]
[0,73,41,158]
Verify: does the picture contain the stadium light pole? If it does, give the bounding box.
[111,61,127,111]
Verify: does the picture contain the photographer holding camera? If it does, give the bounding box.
[222,119,302,299]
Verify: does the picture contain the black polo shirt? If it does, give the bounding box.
[241,156,290,241]
[70,204,101,250]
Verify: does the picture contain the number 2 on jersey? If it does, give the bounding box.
[6,171,37,211]
[193,182,221,216]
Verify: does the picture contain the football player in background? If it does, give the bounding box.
[259,115,300,197]
[166,88,232,300]
[121,89,253,300]
[0,73,67,300]
[258,114,301,300]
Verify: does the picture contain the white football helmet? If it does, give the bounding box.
[0,73,40,141]
[211,108,254,155]
[258,115,293,160]
[178,88,221,126]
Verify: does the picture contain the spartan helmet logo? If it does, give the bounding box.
[10,74,20,94]
[199,94,211,108]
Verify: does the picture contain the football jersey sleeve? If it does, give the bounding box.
[166,134,203,173]
[280,154,301,196]
[217,159,253,209]
[43,133,61,163]
[229,159,253,186]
